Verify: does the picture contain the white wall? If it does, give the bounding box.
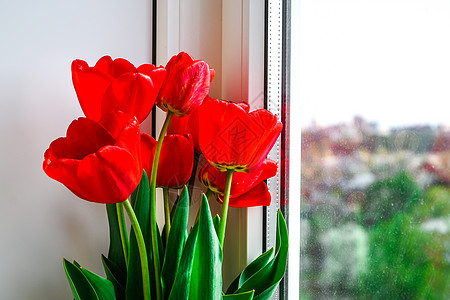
[0,1,152,298]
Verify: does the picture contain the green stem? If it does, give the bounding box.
[218,169,234,246]
[149,111,173,300]
[116,203,129,268]
[163,187,171,244]
[122,199,150,300]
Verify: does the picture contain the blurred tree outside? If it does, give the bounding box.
[302,171,449,299]
[301,118,450,299]
[360,172,423,227]
[360,211,449,299]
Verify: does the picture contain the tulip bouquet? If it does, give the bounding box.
[43,52,288,300]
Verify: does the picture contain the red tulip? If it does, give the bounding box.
[156,52,213,117]
[198,98,282,172]
[72,56,166,123]
[170,96,250,153]
[141,133,194,188]
[43,112,142,204]
[199,159,277,207]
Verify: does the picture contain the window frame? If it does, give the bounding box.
[265,1,300,299]
[153,1,300,298]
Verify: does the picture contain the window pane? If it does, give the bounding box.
[299,1,450,299]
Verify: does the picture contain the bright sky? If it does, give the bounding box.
[298,0,450,130]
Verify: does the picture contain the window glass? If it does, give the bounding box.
[298,1,450,299]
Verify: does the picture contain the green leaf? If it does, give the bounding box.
[103,204,126,299]
[213,214,221,236]
[101,255,125,300]
[226,274,241,295]
[252,285,277,300]
[239,248,274,288]
[223,290,255,300]
[157,221,164,267]
[126,171,151,300]
[105,204,127,275]
[169,196,223,300]
[226,248,275,294]
[73,260,81,268]
[161,223,167,251]
[80,267,116,300]
[254,211,288,300]
[189,195,223,300]
[149,221,164,300]
[63,259,98,300]
[161,186,189,299]
[168,222,198,299]
[236,210,288,299]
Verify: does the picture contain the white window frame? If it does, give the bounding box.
[154,1,300,298]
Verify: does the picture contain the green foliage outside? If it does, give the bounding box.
[412,185,450,221]
[302,172,450,299]
[360,212,449,299]
[359,174,450,299]
[360,171,422,227]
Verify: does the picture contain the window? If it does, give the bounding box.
[265,0,300,299]
[297,1,450,299]
[155,2,301,299]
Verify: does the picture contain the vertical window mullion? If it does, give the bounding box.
[265,0,284,299]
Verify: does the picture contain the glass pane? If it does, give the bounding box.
[299,1,450,299]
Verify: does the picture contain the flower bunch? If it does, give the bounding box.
[44,52,287,300]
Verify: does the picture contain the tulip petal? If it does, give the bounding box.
[77,146,142,203]
[136,64,157,74]
[141,134,194,188]
[199,99,282,172]
[200,159,277,199]
[137,65,167,94]
[43,137,70,163]
[72,56,162,123]
[246,110,283,172]
[170,95,214,151]
[209,68,215,83]
[157,134,194,188]
[225,182,271,208]
[43,115,142,204]
[101,73,157,123]
[157,52,211,116]
[230,159,277,197]
[175,61,210,115]
[43,154,85,199]
[99,112,141,165]
[94,56,138,78]
[65,118,116,160]
[72,59,114,121]
[93,55,114,74]
[170,115,190,136]
[99,111,133,139]
[72,60,114,120]
[236,102,250,113]
[170,97,248,153]
[166,52,194,72]
[199,99,258,170]
[110,58,136,78]
[140,133,157,174]
[94,56,137,78]
[43,138,90,200]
